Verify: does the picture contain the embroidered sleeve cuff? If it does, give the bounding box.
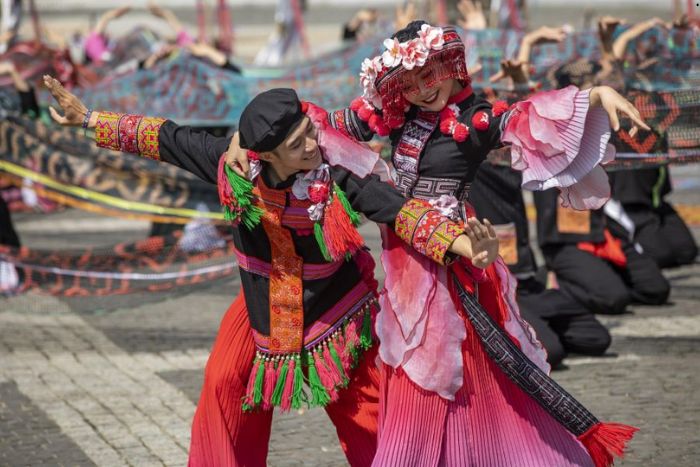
[395,199,464,265]
[94,112,166,160]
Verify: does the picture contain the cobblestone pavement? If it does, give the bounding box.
[2,169,699,466]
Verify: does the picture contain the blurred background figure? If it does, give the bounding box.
[254,0,309,66]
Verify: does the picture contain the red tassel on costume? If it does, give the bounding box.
[262,360,276,410]
[280,358,295,412]
[322,195,364,260]
[578,422,638,467]
[453,123,470,142]
[313,351,339,402]
[217,155,235,207]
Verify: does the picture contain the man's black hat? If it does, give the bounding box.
[238,88,304,152]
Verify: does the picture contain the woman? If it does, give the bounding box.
[229,20,648,467]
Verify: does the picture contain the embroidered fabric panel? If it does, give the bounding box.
[256,180,305,354]
[94,112,165,161]
[395,174,472,202]
[426,221,464,265]
[94,112,121,151]
[395,199,462,265]
[328,108,367,142]
[137,117,166,160]
[234,247,344,280]
[118,114,141,153]
[260,205,304,354]
[252,285,373,352]
[393,111,439,175]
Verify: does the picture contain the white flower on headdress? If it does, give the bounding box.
[400,39,429,70]
[418,24,444,51]
[382,38,402,68]
[359,57,383,89]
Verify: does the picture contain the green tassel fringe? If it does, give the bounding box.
[314,222,332,262]
[360,310,373,350]
[291,355,306,410]
[305,351,331,407]
[224,164,264,229]
[271,359,289,406]
[251,358,265,407]
[328,341,349,386]
[333,183,361,226]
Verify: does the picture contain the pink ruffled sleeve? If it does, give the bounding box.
[84,32,110,63]
[500,86,616,210]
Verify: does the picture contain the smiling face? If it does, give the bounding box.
[401,65,461,112]
[259,116,322,180]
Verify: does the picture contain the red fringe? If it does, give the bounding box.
[578,422,638,467]
[243,359,260,408]
[314,351,339,402]
[322,344,343,388]
[322,195,365,261]
[262,360,276,410]
[280,358,295,412]
[217,155,235,208]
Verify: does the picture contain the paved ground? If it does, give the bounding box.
[1,164,700,466]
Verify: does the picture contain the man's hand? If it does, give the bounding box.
[43,75,92,127]
[590,85,650,137]
[449,218,499,269]
[225,132,250,178]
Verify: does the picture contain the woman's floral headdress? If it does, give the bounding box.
[352,23,472,134]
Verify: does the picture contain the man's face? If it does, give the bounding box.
[266,116,322,172]
[402,66,456,112]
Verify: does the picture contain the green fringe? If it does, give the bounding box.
[328,341,349,386]
[291,355,306,410]
[224,164,264,229]
[360,310,373,351]
[271,358,289,407]
[333,183,361,226]
[305,351,331,407]
[314,222,332,262]
[251,358,265,407]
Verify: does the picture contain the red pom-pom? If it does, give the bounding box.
[300,101,309,113]
[472,111,490,132]
[357,105,373,122]
[368,114,388,136]
[453,123,470,142]
[308,182,330,204]
[247,150,260,161]
[350,97,365,112]
[492,100,509,117]
[440,118,455,135]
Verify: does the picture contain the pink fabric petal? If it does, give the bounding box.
[317,126,379,179]
[176,30,194,47]
[558,165,611,210]
[376,229,466,399]
[503,87,615,210]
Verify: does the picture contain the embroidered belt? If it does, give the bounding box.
[395,173,471,202]
[234,248,344,280]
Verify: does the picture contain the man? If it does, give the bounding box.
[45,76,497,466]
[534,188,670,315]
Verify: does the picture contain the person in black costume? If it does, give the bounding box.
[471,162,611,367]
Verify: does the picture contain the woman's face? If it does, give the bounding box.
[402,66,457,112]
